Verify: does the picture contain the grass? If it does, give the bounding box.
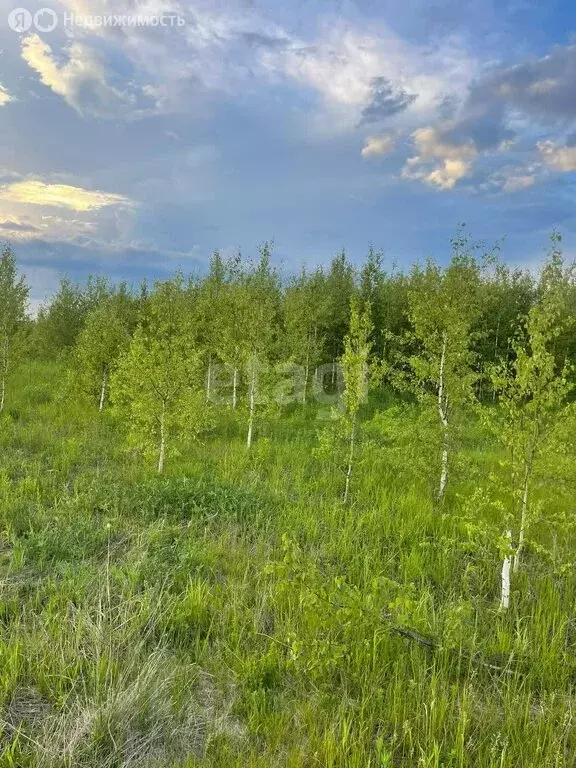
[0,362,575,766]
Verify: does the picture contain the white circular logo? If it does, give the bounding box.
[33,7,57,32]
[8,7,32,32]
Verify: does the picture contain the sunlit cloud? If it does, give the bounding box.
[501,173,537,193]
[402,126,477,190]
[0,180,133,211]
[538,141,576,173]
[0,85,13,107]
[21,34,134,118]
[361,134,396,159]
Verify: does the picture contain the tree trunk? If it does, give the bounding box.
[343,414,356,504]
[246,362,256,448]
[499,529,512,611]
[437,333,449,500]
[513,462,531,573]
[157,402,166,474]
[492,318,500,402]
[232,367,238,410]
[302,337,310,405]
[0,333,8,414]
[439,443,448,500]
[98,365,108,412]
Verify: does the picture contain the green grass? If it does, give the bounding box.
[0,362,575,766]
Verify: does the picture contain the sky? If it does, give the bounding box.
[0,0,575,306]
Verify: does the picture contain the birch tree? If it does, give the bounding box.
[490,240,574,607]
[324,251,356,385]
[111,279,208,473]
[283,267,327,404]
[407,245,480,500]
[341,299,373,503]
[0,245,28,414]
[218,276,245,410]
[34,277,87,359]
[72,287,136,411]
[238,245,280,448]
[195,251,228,402]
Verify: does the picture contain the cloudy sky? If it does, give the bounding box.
[0,0,575,304]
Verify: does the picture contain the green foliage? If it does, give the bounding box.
[112,279,211,472]
[71,288,136,409]
[488,237,575,590]
[3,233,576,766]
[0,244,29,413]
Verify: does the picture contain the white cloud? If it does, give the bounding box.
[361,134,396,158]
[538,141,576,172]
[51,1,477,129]
[21,34,134,117]
[402,126,477,189]
[501,173,536,193]
[0,85,12,107]
[259,23,477,132]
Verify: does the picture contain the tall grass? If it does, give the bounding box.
[0,363,575,766]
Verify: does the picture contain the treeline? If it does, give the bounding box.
[10,237,574,375]
[1,233,576,611]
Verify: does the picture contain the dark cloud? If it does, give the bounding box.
[360,76,417,125]
[431,42,576,156]
[437,94,458,120]
[471,42,576,122]
[241,32,289,50]
[443,107,515,151]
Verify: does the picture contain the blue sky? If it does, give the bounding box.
[0,0,575,306]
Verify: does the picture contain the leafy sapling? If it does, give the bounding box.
[341,298,373,504]
[490,240,574,606]
[407,244,480,500]
[0,245,29,414]
[112,279,209,473]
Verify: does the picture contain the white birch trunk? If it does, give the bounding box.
[499,529,512,611]
[343,415,356,505]
[157,402,166,474]
[437,333,449,500]
[513,464,530,573]
[439,446,448,500]
[246,362,256,448]
[302,339,310,405]
[0,333,8,414]
[98,366,108,412]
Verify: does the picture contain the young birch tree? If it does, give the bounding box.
[72,287,136,411]
[112,279,208,473]
[238,246,280,448]
[195,251,227,402]
[341,299,373,504]
[283,268,327,405]
[0,245,29,414]
[490,239,574,608]
[407,245,480,500]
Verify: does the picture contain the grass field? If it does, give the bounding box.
[1,362,575,767]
